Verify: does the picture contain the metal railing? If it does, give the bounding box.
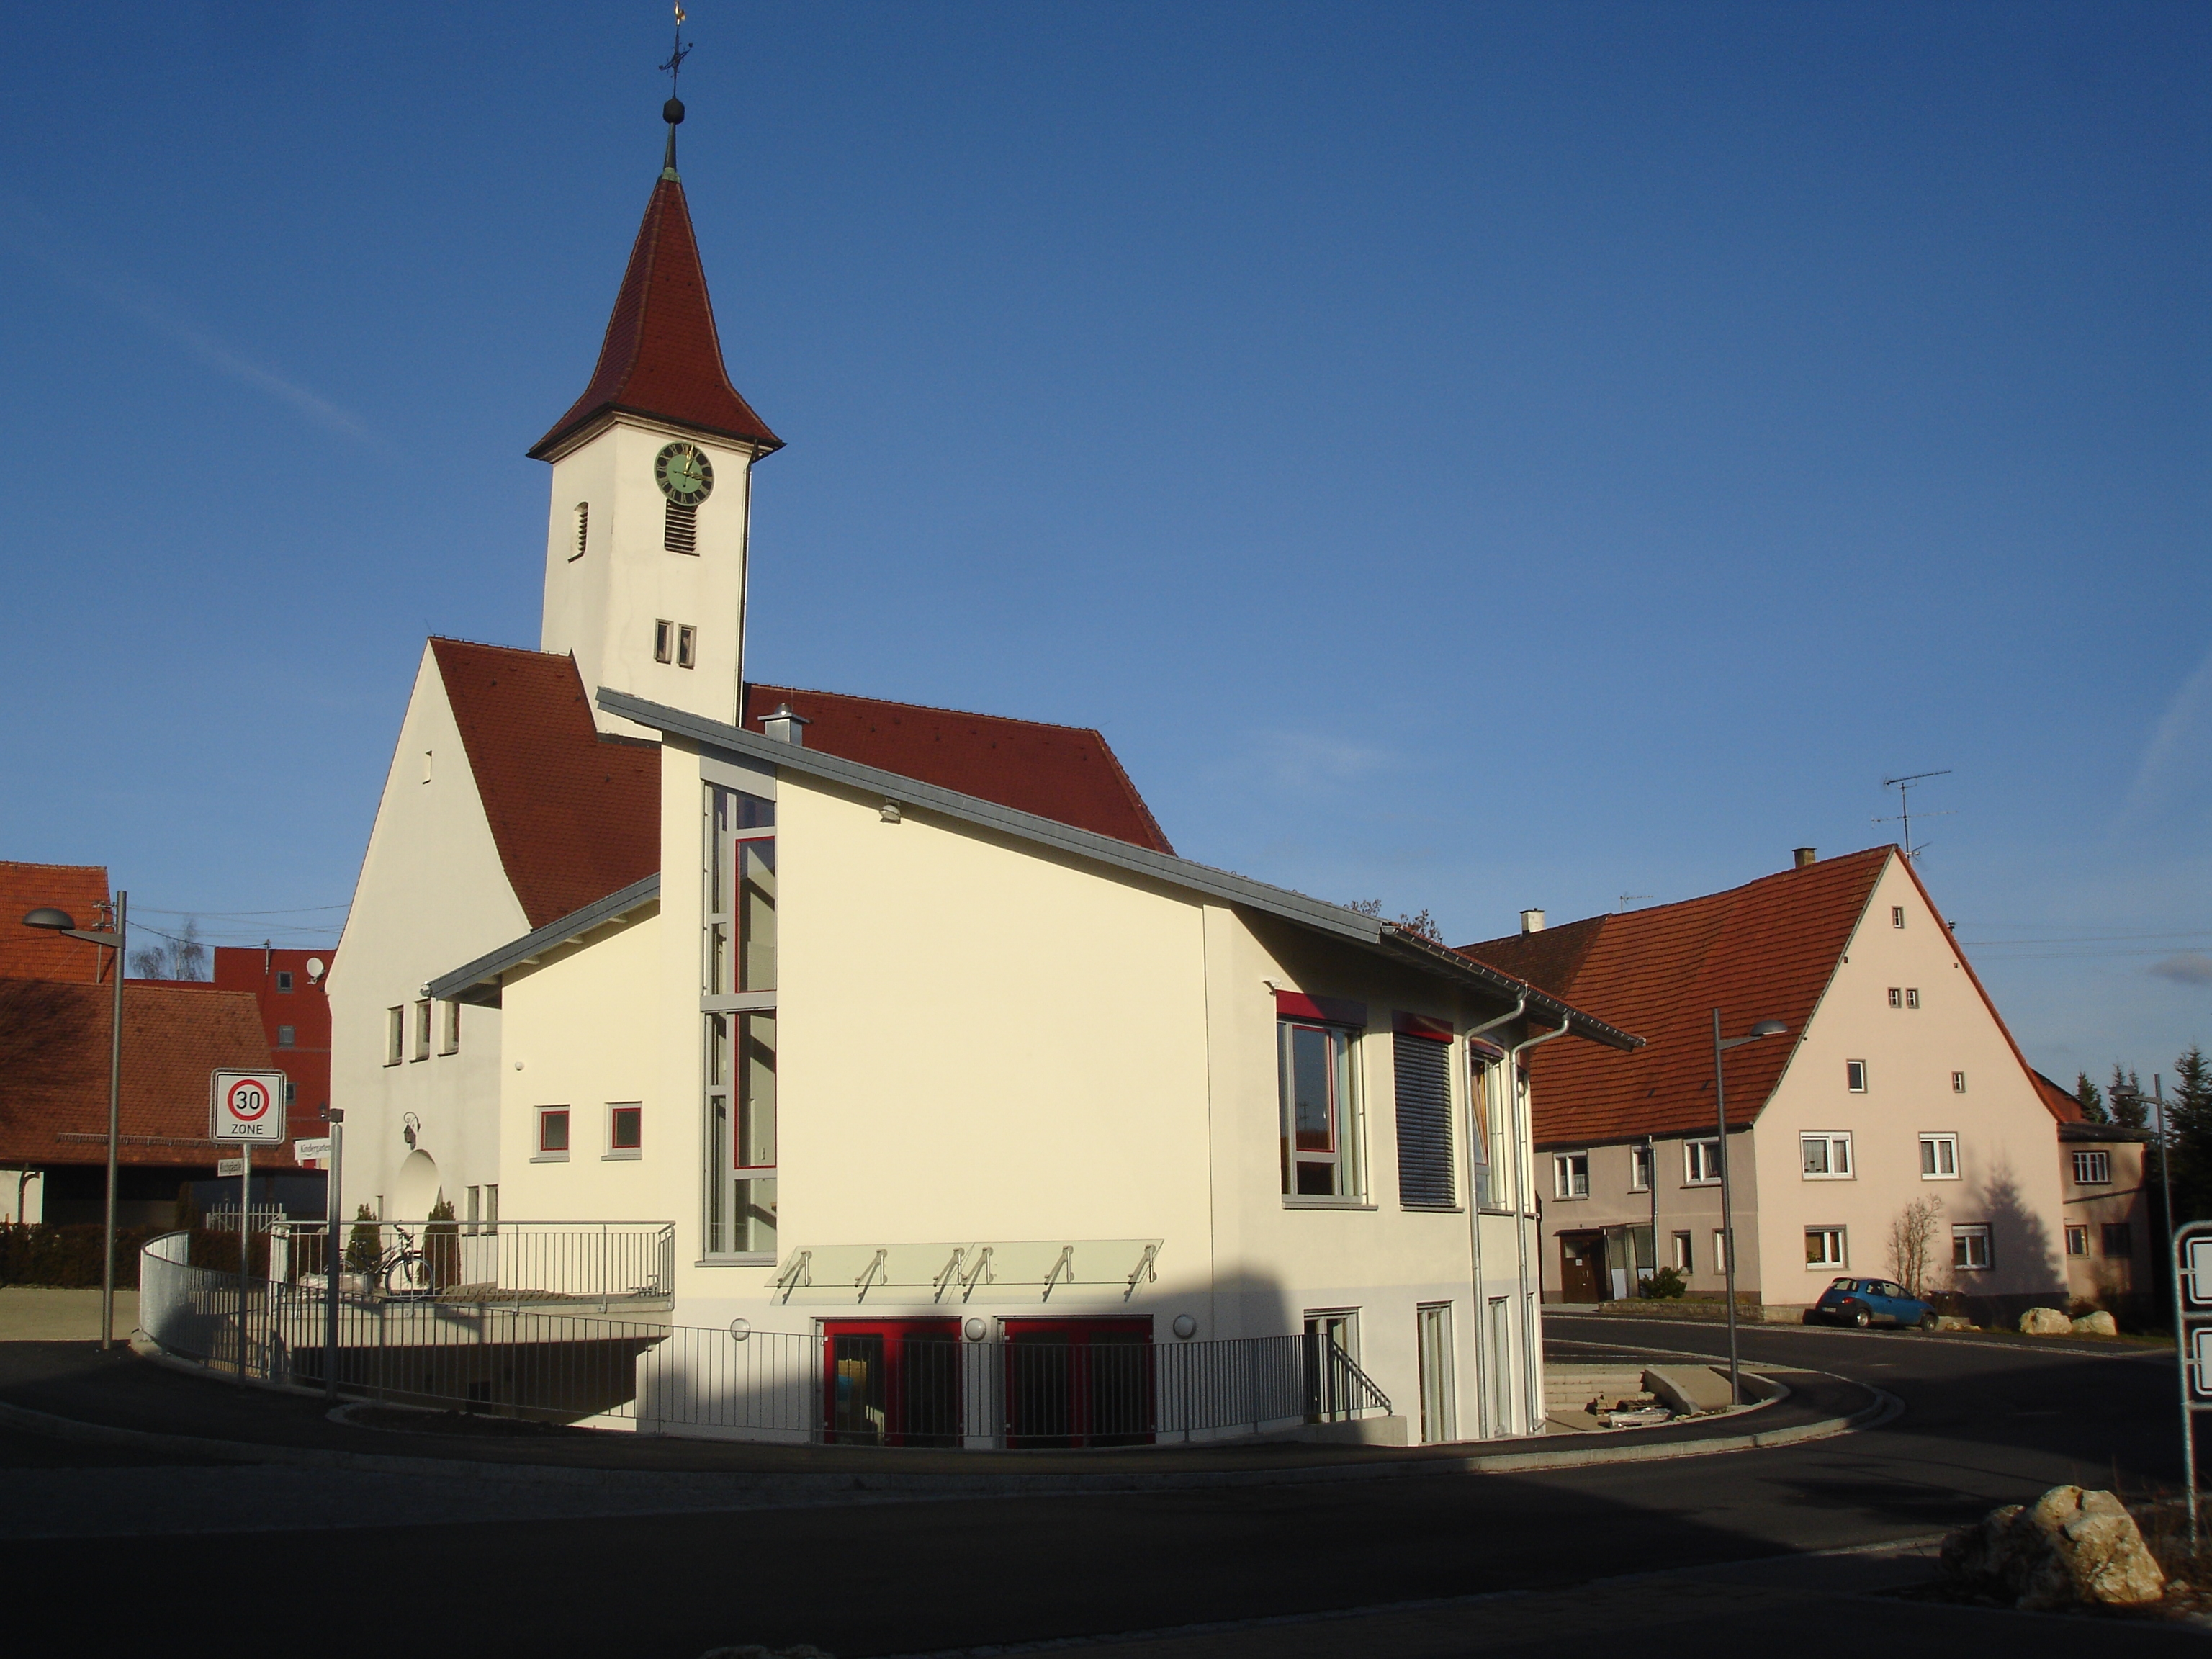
[140,1234,1389,1447]
[265,1220,675,1308]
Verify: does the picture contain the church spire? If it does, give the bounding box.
[529,15,781,462]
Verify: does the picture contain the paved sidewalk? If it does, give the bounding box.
[0,1287,138,1341]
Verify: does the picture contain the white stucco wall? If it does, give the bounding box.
[325,644,527,1222]
[1751,853,2067,1311]
[539,418,755,740]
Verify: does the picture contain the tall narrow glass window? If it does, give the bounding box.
[1279,1020,1360,1198]
[704,782,775,1256]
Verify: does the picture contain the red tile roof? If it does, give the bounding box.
[0,863,113,983]
[742,683,1175,857]
[431,643,1176,930]
[431,639,664,932]
[529,174,782,460]
[1459,846,2064,1143]
[2031,1069,2085,1123]
[0,979,297,1169]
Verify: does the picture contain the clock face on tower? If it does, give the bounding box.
[655,441,715,503]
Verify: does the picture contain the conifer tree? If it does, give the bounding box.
[2074,1072,2109,1123]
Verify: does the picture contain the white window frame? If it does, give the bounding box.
[1629,1143,1654,1192]
[1920,1133,1959,1180]
[1887,986,1902,1009]
[1552,1152,1590,1200]
[2072,1150,2111,1185]
[1804,1226,1846,1269]
[534,1106,571,1163]
[1671,1230,1693,1272]
[1800,1132,1853,1179]
[1684,1138,1721,1185]
[1951,1070,1966,1093]
[1905,987,1920,1010]
[1845,1059,1868,1093]
[1712,1228,1731,1274]
[1891,906,1905,928]
[2064,1224,2089,1257]
[1951,1223,1992,1272]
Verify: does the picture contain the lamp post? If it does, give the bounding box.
[1712,1010,1789,1406]
[23,895,127,1351]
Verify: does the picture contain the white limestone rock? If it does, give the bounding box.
[1940,1485,2167,1609]
[2072,1310,2119,1336]
[2019,1305,2073,1336]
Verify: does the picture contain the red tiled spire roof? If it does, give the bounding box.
[529,174,782,460]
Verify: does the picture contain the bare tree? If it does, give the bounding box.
[1887,1195,1945,1298]
[130,920,208,981]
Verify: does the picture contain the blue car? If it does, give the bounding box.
[1809,1276,1938,1331]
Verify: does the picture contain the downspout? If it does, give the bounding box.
[1462,997,1524,1439]
[1507,1011,1575,1436]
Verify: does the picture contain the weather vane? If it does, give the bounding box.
[660,4,693,99]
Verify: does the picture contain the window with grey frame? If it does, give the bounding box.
[703,781,776,1256]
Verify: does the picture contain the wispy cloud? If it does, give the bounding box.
[2119,636,2212,830]
[2150,953,2212,987]
[0,195,378,445]
[1249,730,1401,791]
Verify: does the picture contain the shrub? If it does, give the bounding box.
[424,1196,461,1288]
[1640,1264,1687,1300]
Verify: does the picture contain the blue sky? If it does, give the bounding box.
[1,2,2204,1089]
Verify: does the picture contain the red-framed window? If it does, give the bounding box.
[538,1107,569,1154]
[1280,1020,1360,1197]
[1001,1317,1155,1449]
[819,1318,961,1447]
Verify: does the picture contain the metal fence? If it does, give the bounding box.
[264,1219,675,1309]
[139,1233,1389,1447]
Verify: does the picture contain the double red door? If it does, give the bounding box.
[821,1318,961,1447]
[1002,1317,1154,1449]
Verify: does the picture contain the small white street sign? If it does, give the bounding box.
[2195,1328,2212,1398]
[293,1138,331,1166]
[210,1069,287,1143]
[2190,1238,2212,1307]
[217,1157,246,1177]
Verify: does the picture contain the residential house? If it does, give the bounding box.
[1,863,302,1225]
[1459,847,2072,1325]
[327,108,1640,1444]
[2035,1071,2160,1320]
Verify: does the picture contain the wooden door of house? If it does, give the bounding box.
[1559,1234,1604,1303]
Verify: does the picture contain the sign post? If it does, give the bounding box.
[210,1070,286,1380]
[322,1108,343,1398]
[2172,1222,2212,1551]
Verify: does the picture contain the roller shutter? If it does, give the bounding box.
[1394,1033,1455,1207]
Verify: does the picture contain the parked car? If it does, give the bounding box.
[1808,1277,1938,1330]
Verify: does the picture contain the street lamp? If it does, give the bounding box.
[1712,1010,1789,1406]
[23,894,128,1351]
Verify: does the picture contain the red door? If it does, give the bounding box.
[820,1318,961,1446]
[1002,1318,1154,1449]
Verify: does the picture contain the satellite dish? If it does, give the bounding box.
[305,957,326,982]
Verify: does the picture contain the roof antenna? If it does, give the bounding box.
[659,4,693,181]
[1874,769,1954,861]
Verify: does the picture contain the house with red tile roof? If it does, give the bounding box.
[327,101,1639,1446]
[1460,846,2071,1326]
[0,864,302,1226]
[2034,1069,2159,1321]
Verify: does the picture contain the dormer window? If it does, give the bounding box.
[572,502,589,560]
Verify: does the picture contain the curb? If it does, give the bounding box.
[1548,1311,2168,1362]
[0,1361,1893,1501]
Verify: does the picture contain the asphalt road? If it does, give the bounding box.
[5,1319,2188,1658]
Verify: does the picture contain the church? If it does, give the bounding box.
[325,94,1637,1447]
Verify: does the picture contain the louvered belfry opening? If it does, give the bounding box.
[1394,1029,1455,1208]
[665,498,698,554]
[573,502,589,559]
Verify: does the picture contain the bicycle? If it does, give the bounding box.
[373,1225,433,1298]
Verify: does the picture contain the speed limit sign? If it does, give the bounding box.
[210,1069,288,1143]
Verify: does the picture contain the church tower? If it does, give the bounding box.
[529,97,782,739]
